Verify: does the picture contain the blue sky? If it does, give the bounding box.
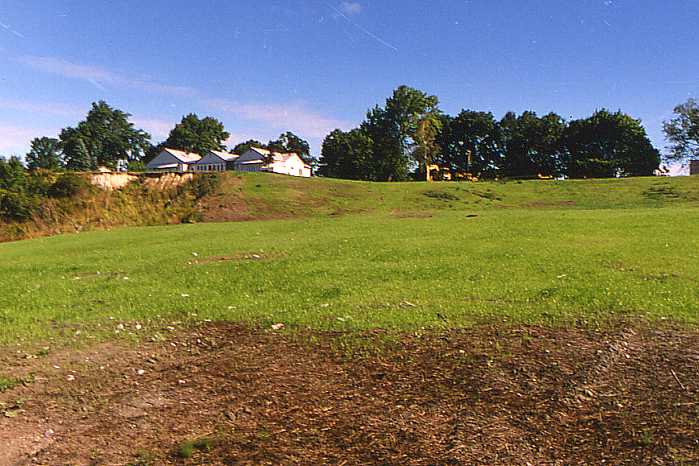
[0,0,697,168]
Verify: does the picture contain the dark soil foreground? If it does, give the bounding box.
[1,322,698,466]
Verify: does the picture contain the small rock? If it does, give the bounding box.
[271,323,285,331]
[66,375,75,381]
[137,369,145,376]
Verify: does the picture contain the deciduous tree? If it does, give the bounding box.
[663,99,699,163]
[163,114,229,155]
[564,110,659,178]
[26,137,63,171]
[59,101,151,170]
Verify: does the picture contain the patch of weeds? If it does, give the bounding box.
[0,374,33,393]
[472,190,502,201]
[177,437,215,459]
[1,399,25,418]
[330,333,399,360]
[643,183,682,201]
[129,449,158,466]
[423,190,460,201]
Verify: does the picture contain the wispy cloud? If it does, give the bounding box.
[18,55,196,96]
[0,98,84,117]
[327,2,397,51]
[205,98,350,139]
[0,124,57,155]
[131,117,174,140]
[15,55,352,148]
[0,20,24,38]
[339,1,362,16]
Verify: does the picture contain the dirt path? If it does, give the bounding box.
[1,323,698,465]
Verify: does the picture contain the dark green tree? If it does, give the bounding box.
[232,139,265,155]
[268,132,311,161]
[436,110,501,178]
[163,114,229,155]
[59,101,151,170]
[0,156,27,191]
[60,127,94,170]
[26,137,63,170]
[499,111,566,178]
[663,98,699,163]
[318,128,373,179]
[564,110,660,178]
[361,86,442,181]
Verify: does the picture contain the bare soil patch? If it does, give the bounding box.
[1,323,698,465]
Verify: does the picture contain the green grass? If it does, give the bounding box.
[1,175,699,344]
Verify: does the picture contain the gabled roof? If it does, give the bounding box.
[247,147,300,162]
[162,148,201,163]
[207,150,239,162]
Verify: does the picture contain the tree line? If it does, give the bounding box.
[18,101,313,172]
[4,89,699,184]
[319,86,699,181]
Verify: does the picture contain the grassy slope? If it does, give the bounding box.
[1,173,699,344]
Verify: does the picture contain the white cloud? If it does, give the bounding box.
[339,1,363,16]
[0,124,58,155]
[0,98,84,117]
[18,55,196,97]
[131,117,174,140]
[205,99,350,139]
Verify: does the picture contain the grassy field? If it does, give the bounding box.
[1,173,698,345]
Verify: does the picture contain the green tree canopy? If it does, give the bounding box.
[362,85,442,181]
[318,128,373,180]
[0,156,27,191]
[564,110,660,178]
[163,114,230,155]
[499,111,566,178]
[232,139,265,155]
[26,137,63,171]
[663,99,699,163]
[436,110,500,178]
[59,101,151,171]
[268,132,311,161]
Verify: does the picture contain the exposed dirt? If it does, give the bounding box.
[1,322,698,465]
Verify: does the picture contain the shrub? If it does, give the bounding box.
[0,190,37,221]
[48,173,91,198]
[189,174,220,199]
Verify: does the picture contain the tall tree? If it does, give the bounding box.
[319,128,373,180]
[163,114,229,155]
[413,111,443,181]
[268,132,311,161]
[663,98,699,163]
[26,137,63,170]
[436,110,500,178]
[59,101,151,170]
[363,86,441,181]
[499,111,566,178]
[564,110,660,178]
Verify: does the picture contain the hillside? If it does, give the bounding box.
[2,172,699,243]
[1,173,699,344]
[2,173,699,464]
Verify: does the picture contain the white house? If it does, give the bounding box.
[194,150,239,172]
[146,148,201,172]
[235,147,311,177]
